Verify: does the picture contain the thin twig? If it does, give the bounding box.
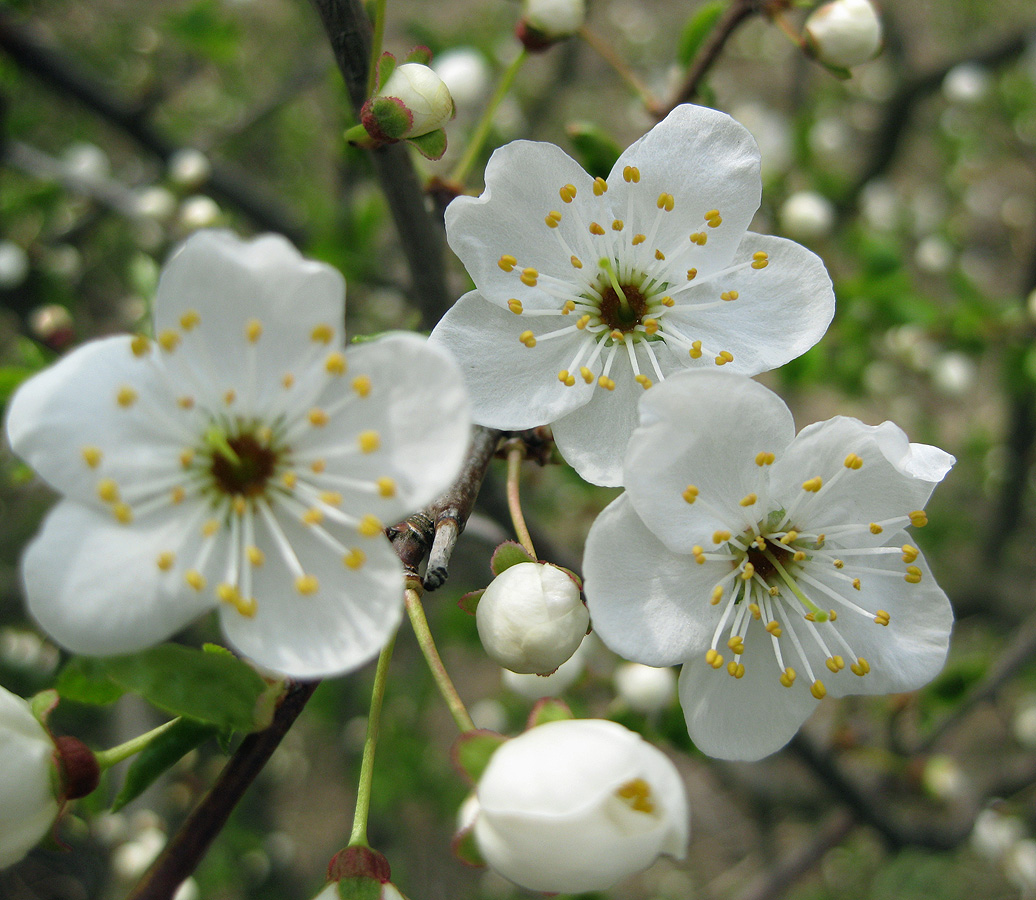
[505,444,536,559]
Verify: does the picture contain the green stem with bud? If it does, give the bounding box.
[506,444,537,559]
[93,719,181,770]
[762,547,829,621]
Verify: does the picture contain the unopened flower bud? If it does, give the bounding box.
[366,64,454,141]
[779,191,835,240]
[614,663,676,714]
[517,0,586,50]
[314,846,410,900]
[805,0,883,69]
[476,562,588,675]
[473,719,688,893]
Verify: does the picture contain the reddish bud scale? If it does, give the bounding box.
[54,735,100,800]
[327,845,392,883]
[515,20,557,52]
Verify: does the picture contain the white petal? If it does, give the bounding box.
[662,233,835,376]
[584,495,719,665]
[678,647,819,761]
[606,104,761,273]
[153,230,346,413]
[5,336,185,506]
[624,371,796,553]
[429,290,593,428]
[219,514,403,679]
[22,501,214,656]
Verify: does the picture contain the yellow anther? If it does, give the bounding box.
[844,453,864,470]
[589,222,605,236]
[682,485,699,504]
[779,531,798,544]
[751,251,769,269]
[793,551,807,561]
[219,585,256,618]
[612,219,624,232]
[180,449,195,468]
[545,211,562,228]
[756,451,775,466]
[869,522,883,535]
[711,584,724,605]
[780,667,797,688]
[180,310,201,330]
[874,609,890,626]
[720,291,739,301]
[749,603,761,620]
[622,165,640,183]
[376,477,396,498]
[519,330,537,348]
[282,471,298,488]
[308,408,329,427]
[661,295,675,307]
[130,335,151,357]
[815,533,826,548]
[690,232,707,246]
[740,493,757,507]
[805,613,816,622]
[247,546,265,566]
[705,648,724,668]
[246,319,263,343]
[826,656,845,673]
[81,446,102,468]
[741,562,755,580]
[715,351,734,366]
[910,510,928,527]
[850,657,871,676]
[576,314,591,330]
[561,300,576,314]
[609,329,625,343]
[653,249,666,261]
[343,548,366,570]
[755,535,767,550]
[905,566,922,584]
[158,330,181,353]
[311,459,326,474]
[520,267,539,287]
[185,570,206,591]
[616,778,654,813]
[508,299,524,314]
[498,255,517,272]
[765,620,782,637]
[170,486,185,505]
[580,366,594,384]
[705,210,722,227]
[117,386,138,408]
[802,476,823,492]
[634,374,652,390]
[632,233,646,246]
[571,255,583,269]
[223,390,236,405]
[202,519,220,537]
[657,192,675,211]
[557,370,575,386]
[686,268,698,281]
[311,323,334,343]
[217,583,239,605]
[689,341,703,359]
[692,545,706,564]
[282,373,295,389]
[302,507,323,526]
[177,396,195,410]
[295,575,319,595]
[727,636,745,654]
[325,352,346,375]
[359,514,383,537]
[898,546,918,566]
[359,430,380,454]
[97,479,120,503]
[829,609,838,621]
[810,680,827,699]
[712,529,731,544]
[851,578,861,590]
[598,375,616,391]
[559,184,577,203]
[352,375,372,397]
[156,551,175,571]
[320,491,342,506]
[727,660,746,678]
[593,176,608,195]
[643,318,659,335]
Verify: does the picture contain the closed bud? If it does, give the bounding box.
[613,663,677,715]
[779,191,835,240]
[314,846,410,900]
[517,0,586,50]
[473,719,688,893]
[804,0,883,69]
[476,562,588,675]
[365,64,454,141]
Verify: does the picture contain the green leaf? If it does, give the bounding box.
[111,718,218,812]
[452,730,506,783]
[677,0,727,67]
[0,365,36,404]
[489,541,536,576]
[406,128,448,161]
[566,122,622,180]
[526,697,574,729]
[165,0,241,63]
[56,657,127,706]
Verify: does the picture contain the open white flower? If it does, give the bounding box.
[0,685,60,869]
[584,370,954,761]
[430,103,834,485]
[6,230,470,679]
[474,718,688,893]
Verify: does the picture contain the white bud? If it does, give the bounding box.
[476,562,588,674]
[502,640,586,698]
[432,48,492,108]
[168,149,212,188]
[805,0,883,69]
[377,64,454,138]
[0,685,61,869]
[971,807,1026,862]
[178,195,222,231]
[61,142,110,182]
[521,0,586,40]
[614,663,676,715]
[474,719,688,893]
[779,191,836,240]
[1006,839,1036,896]
[0,241,29,290]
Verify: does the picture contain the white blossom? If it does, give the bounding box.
[521,0,586,40]
[584,370,954,761]
[474,718,688,893]
[430,104,834,485]
[6,230,470,679]
[805,0,883,69]
[476,562,588,674]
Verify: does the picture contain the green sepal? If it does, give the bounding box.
[677,0,727,67]
[404,45,432,65]
[344,123,379,149]
[566,121,622,180]
[29,688,60,725]
[490,540,536,576]
[452,729,506,784]
[111,717,218,812]
[334,878,384,900]
[367,97,412,140]
[374,51,397,91]
[458,589,485,615]
[406,128,448,160]
[526,697,574,729]
[452,825,485,868]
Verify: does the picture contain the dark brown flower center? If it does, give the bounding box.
[598,284,648,332]
[210,434,277,497]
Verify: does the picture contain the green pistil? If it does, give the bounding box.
[204,426,241,466]
[761,547,828,622]
[599,258,631,314]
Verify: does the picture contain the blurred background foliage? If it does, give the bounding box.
[3,0,1036,898]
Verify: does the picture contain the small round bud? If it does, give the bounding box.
[370,64,454,139]
[518,0,586,49]
[432,48,492,108]
[476,562,588,675]
[779,191,835,240]
[613,663,676,714]
[0,241,29,290]
[804,0,883,69]
[168,148,212,189]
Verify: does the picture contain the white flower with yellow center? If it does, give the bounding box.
[584,370,954,761]
[430,103,835,486]
[6,230,470,679]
